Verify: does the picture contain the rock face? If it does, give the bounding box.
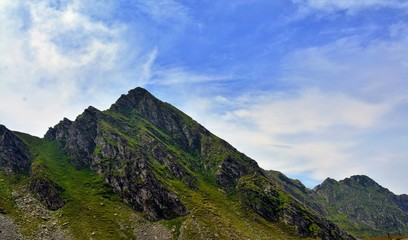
[45,89,193,220]
[44,107,99,168]
[44,87,354,238]
[0,214,21,240]
[312,175,408,237]
[29,177,65,210]
[0,125,31,174]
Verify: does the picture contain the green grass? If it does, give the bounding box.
[4,113,334,240]
[0,174,19,214]
[14,132,137,239]
[161,174,315,240]
[0,172,45,236]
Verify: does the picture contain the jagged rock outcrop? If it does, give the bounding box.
[44,107,100,168]
[0,125,31,174]
[45,90,191,220]
[29,177,65,210]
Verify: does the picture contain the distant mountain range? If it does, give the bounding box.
[265,170,408,238]
[0,87,407,239]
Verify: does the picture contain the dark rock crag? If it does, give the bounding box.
[0,125,31,175]
[29,177,65,210]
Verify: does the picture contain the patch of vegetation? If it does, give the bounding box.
[14,132,137,239]
[160,173,316,240]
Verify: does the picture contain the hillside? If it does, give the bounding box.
[313,176,408,237]
[265,170,408,238]
[0,87,354,239]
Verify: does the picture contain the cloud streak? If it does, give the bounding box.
[293,0,408,13]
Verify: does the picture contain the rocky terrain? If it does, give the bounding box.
[0,87,406,239]
[0,125,31,175]
[313,175,408,237]
[265,170,408,238]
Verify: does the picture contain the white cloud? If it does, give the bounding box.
[179,88,405,193]
[281,33,408,103]
[293,0,408,13]
[0,0,132,136]
[229,89,391,135]
[141,47,158,85]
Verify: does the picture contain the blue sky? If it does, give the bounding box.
[1,0,408,194]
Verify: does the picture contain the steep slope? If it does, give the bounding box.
[312,175,408,238]
[42,87,354,239]
[1,127,345,239]
[0,132,166,239]
[0,125,31,175]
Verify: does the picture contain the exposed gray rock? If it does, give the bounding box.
[29,177,65,210]
[0,214,21,240]
[46,98,190,220]
[0,125,31,175]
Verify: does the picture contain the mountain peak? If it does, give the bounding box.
[128,86,150,95]
[109,87,157,115]
[343,175,380,188]
[313,177,337,191]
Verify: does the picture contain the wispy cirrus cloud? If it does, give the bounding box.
[0,0,141,136]
[293,0,408,13]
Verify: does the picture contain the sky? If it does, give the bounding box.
[1,0,408,194]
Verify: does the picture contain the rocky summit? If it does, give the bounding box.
[0,87,405,239]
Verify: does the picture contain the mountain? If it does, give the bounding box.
[265,170,408,238]
[313,175,408,237]
[0,87,356,239]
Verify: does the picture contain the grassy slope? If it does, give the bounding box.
[313,181,408,238]
[102,109,316,239]
[13,132,137,239]
[2,131,316,239]
[163,175,314,240]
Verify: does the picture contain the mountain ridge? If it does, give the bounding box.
[265,169,408,238]
[0,86,405,239]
